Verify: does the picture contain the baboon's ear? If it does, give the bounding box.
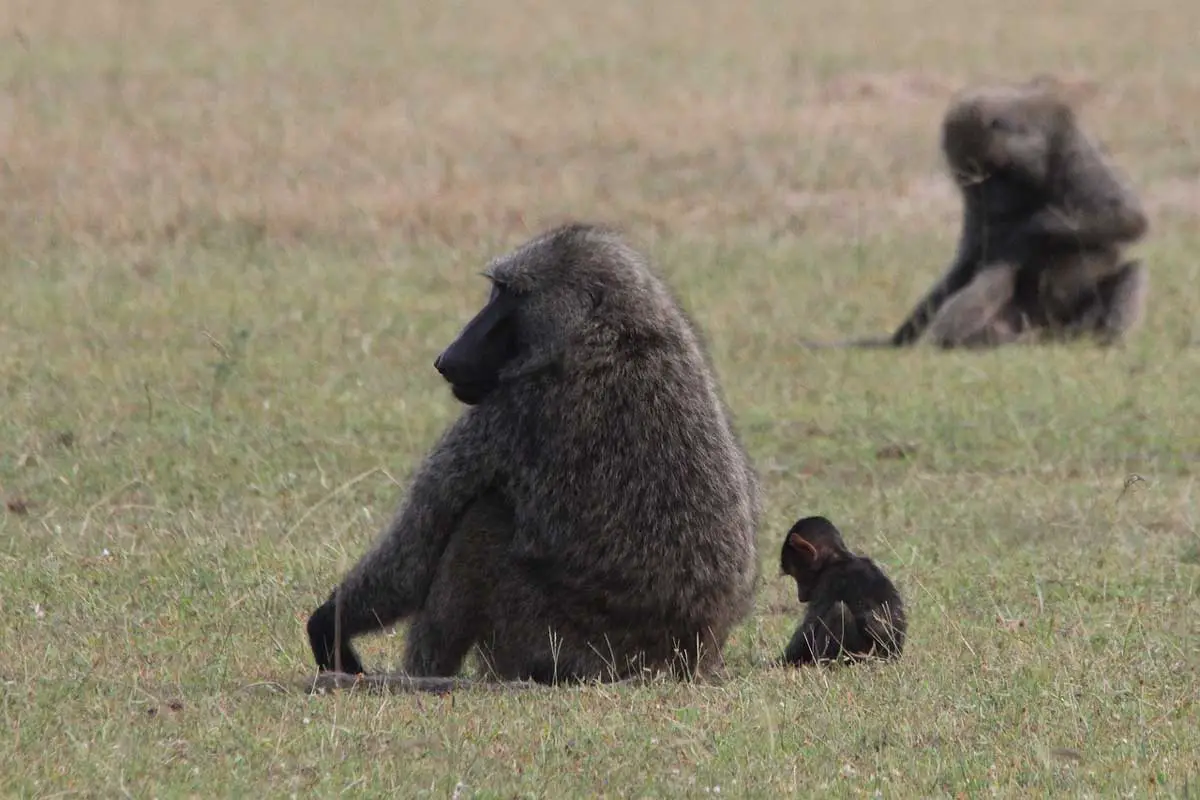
[787,533,821,566]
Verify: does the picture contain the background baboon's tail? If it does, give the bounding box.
[798,335,896,350]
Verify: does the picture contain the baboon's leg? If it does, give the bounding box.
[482,630,718,685]
[476,583,723,685]
[926,263,1019,348]
[477,591,631,685]
[958,300,1034,348]
[1033,251,1119,327]
[1094,260,1148,343]
[961,318,1026,348]
[405,506,729,686]
[863,604,906,660]
[396,509,610,684]
[402,493,513,677]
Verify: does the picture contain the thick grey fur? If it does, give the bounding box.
[307,223,761,689]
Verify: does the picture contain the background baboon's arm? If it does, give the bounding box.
[1011,139,1148,252]
[889,236,980,345]
[1009,198,1147,253]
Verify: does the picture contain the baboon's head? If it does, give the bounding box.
[780,516,851,603]
[434,223,683,405]
[940,81,1074,188]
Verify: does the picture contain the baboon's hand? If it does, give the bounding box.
[1008,203,1145,252]
[307,596,366,676]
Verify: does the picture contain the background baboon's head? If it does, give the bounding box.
[940,83,1075,187]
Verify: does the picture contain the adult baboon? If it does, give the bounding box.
[804,77,1149,350]
[306,223,761,692]
[777,516,906,666]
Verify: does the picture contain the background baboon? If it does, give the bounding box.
[306,222,761,690]
[778,516,906,666]
[804,77,1149,350]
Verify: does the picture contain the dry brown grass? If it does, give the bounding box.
[4,0,1199,255]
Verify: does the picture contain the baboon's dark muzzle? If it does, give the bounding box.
[434,288,520,404]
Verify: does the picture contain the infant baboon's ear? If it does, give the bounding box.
[785,515,852,570]
[786,533,821,567]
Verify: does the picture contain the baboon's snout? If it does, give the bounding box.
[432,349,466,382]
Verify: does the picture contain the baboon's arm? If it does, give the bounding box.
[307,412,497,673]
[1010,197,1147,252]
[781,604,860,665]
[781,621,821,665]
[1012,139,1148,251]
[337,413,495,627]
[889,235,981,345]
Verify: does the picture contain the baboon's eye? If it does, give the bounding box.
[488,279,527,301]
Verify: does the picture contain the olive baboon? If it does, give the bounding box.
[804,77,1149,350]
[778,516,906,666]
[306,223,761,692]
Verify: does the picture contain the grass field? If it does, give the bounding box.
[3,0,1200,796]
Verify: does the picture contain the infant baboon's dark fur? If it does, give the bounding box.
[805,76,1149,350]
[306,223,761,690]
[778,516,906,666]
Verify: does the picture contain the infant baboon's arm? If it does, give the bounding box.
[782,601,866,665]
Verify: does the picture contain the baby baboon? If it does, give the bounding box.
[306,222,761,690]
[778,516,906,666]
[805,76,1149,350]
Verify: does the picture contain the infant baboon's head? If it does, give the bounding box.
[779,516,850,603]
